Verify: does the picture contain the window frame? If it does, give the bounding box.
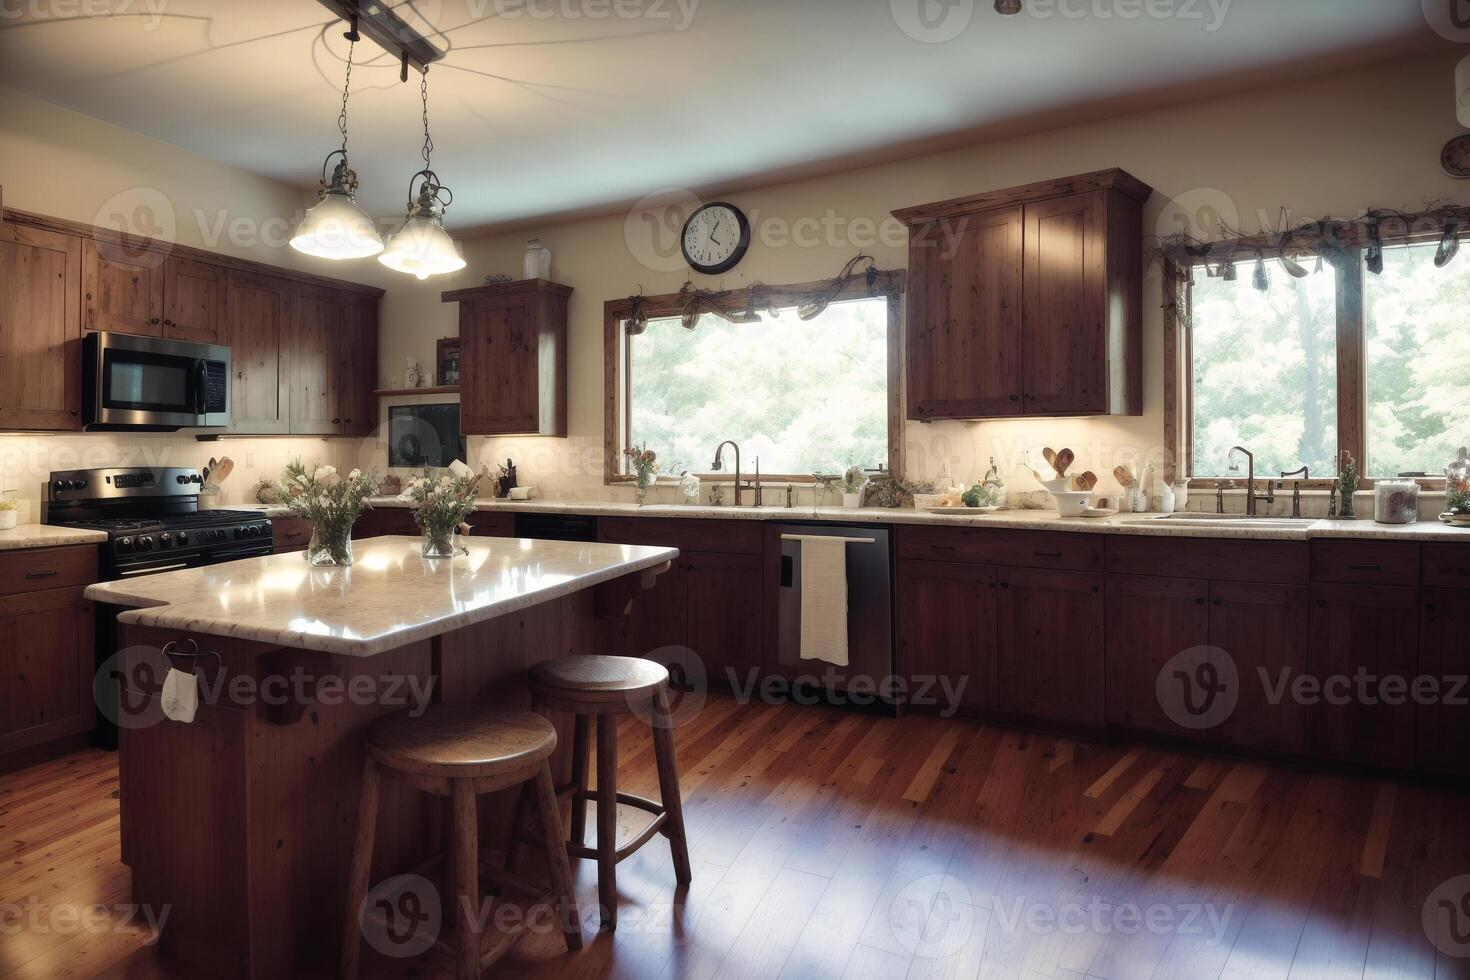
[1164,211,1461,490]
[602,272,907,485]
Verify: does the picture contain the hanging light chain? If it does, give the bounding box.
[419,70,434,174]
[338,36,356,160]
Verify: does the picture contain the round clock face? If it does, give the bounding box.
[681,202,750,274]
[1442,135,1470,178]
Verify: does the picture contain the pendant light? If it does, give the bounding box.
[290,19,383,260]
[1435,217,1461,269]
[379,70,466,280]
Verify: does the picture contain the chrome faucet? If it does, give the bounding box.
[1280,465,1310,518]
[1227,446,1276,517]
[711,441,742,507]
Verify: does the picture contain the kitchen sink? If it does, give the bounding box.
[1128,514,1318,529]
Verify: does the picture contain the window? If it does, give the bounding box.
[604,278,902,482]
[1170,212,1470,484]
[1365,242,1470,477]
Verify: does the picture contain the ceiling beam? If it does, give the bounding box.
[312,0,445,78]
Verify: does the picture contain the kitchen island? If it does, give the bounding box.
[84,535,677,979]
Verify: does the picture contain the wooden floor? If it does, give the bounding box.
[3,693,1470,979]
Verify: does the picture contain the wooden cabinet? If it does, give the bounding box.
[685,552,764,679]
[0,547,97,757]
[1209,580,1309,754]
[227,270,292,435]
[338,291,379,437]
[445,279,570,436]
[893,169,1148,420]
[271,516,312,554]
[1105,574,1210,738]
[896,559,997,710]
[995,566,1105,726]
[1418,587,1470,776]
[905,206,1022,418]
[0,222,82,430]
[82,238,165,336]
[289,283,342,435]
[1307,583,1419,767]
[162,256,227,344]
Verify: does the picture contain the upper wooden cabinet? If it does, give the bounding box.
[893,168,1150,420]
[0,223,83,430]
[289,283,343,435]
[444,279,571,437]
[227,269,292,435]
[338,291,379,437]
[82,238,165,337]
[162,256,227,344]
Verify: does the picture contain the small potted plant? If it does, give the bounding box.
[839,465,867,508]
[277,460,380,566]
[408,473,477,558]
[624,443,659,505]
[0,496,17,531]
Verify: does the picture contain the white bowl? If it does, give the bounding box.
[1039,477,1072,494]
[1052,491,1093,517]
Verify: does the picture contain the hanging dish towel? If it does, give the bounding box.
[781,534,874,667]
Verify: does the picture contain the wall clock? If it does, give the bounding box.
[681,202,750,274]
[1442,134,1470,178]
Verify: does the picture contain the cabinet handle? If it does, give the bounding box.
[25,570,59,580]
[1347,563,1382,571]
[1000,581,1010,589]
[1425,603,1437,614]
[1194,597,1205,605]
[149,317,160,325]
[332,418,341,424]
[1213,598,1222,606]
[1009,394,1019,402]
[1316,599,1326,608]
[1034,550,1063,558]
[931,544,956,552]
[164,318,174,326]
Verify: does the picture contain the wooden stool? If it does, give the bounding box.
[342,703,581,980]
[515,654,692,931]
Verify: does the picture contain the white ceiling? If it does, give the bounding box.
[0,0,1442,233]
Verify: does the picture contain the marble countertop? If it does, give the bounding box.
[84,536,680,657]
[244,497,1470,543]
[0,524,108,552]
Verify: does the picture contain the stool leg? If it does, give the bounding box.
[341,756,381,980]
[651,687,693,886]
[452,779,482,980]
[569,712,591,846]
[596,713,619,930]
[533,763,584,951]
[505,782,532,875]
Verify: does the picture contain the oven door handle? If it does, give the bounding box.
[118,562,190,577]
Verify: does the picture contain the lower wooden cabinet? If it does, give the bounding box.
[1209,580,1310,755]
[995,566,1105,726]
[685,552,764,681]
[0,584,95,756]
[896,559,997,711]
[1418,587,1470,776]
[1105,574,1209,738]
[1307,583,1419,767]
[271,516,312,554]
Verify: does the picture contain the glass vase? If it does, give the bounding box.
[636,483,650,506]
[306,525,353,566]
[421,527,467,559]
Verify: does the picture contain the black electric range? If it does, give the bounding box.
[45,466,275,748]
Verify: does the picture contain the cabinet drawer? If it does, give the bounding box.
[1105,536,1308,584]
[1422,544,1470,590]
[1311,540,1419,586]
[467,512,515,537]
[597,517,761,556]
[0,546,99,596]
[272,516,312,553]
[897,525,1103,571]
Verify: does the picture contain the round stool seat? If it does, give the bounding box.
[367,703,556,781]
[529,655,669,705]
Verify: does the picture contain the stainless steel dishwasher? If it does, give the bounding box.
[772,522,893,692]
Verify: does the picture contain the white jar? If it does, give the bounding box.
[1374,481,1419,525]
[1150,481,1177,514]
[523,239,552,281]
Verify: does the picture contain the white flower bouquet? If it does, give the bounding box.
[406,473,477,558]
[277,459,380,566]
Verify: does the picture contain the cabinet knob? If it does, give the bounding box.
[149,317,160,325]
[1213,598,1222,606]
[1009,394,1019,402]
[1316,599,1326,608]
[1194,597,1205,605]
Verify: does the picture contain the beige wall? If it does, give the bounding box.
[382,50,1467,504]
[0,86,382,519]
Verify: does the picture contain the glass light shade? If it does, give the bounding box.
[1458,54,1470,128]
[378,213,466,280]
[290,191,384,259]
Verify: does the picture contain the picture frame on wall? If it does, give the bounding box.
[437,337,461,387]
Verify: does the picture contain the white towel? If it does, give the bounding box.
[161,667,199,723]
[784,534,871,667]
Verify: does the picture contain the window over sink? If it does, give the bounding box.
[603,276,904,483]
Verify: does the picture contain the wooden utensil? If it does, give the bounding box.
[210,457,235,486]
[1072,471,1098,491]
[1053,448,1075,477]
[1042,448,1058,472]
[1113,465,1134,489]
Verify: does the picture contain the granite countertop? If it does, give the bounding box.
[0,524,109,552]
[84,536,679,657]
[244,497,1470,543]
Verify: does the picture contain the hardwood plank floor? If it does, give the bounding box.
[2,694,1468,980]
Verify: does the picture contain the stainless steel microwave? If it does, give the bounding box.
[83,332,231,431]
